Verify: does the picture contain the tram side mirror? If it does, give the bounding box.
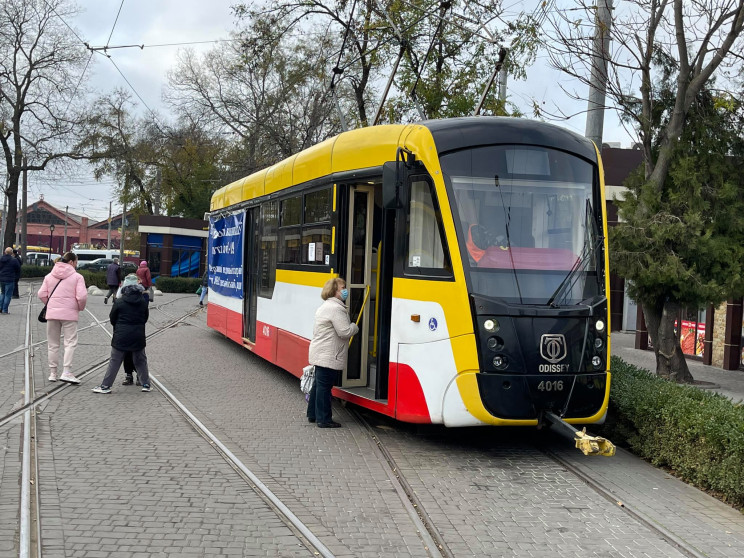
[382,161,400,209]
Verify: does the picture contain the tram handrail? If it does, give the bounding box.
[349,286,371,347]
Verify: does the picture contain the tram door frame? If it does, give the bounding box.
[343,185,375,388]
[243,207,260,343]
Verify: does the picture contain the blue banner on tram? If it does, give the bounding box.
[208,212,244,299]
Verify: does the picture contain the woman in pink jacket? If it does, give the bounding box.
[37,252,88,384]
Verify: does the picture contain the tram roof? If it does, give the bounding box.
[421,117,598,162]
[210,117,597,212]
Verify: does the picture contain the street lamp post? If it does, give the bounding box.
[49,224,55,254]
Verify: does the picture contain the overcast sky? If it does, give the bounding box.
[30,0,634,221]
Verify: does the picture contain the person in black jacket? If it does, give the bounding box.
[12,249,22,298]
[0,247,22,314]
[92,274,151,393]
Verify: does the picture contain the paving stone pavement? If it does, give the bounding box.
[4,287,744,557]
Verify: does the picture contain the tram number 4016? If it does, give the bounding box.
[537,380,564,392]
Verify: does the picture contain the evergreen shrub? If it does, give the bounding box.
[154,276,201,293]
[20,265,52,278]
[77,270,108,289]
[599,356,744,508]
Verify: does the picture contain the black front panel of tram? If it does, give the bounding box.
[471,295,608,420]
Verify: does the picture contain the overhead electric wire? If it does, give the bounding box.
[85,38,241,51]
[105,0,126,48]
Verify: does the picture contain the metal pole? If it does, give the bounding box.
[119,200,126,265]
[498,53,508,103]
[21,156,27,256]
[585,0,613,146]
[63,205,68,253]
[154,168,161,215]
[107,201,112,248]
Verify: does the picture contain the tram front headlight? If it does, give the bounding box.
[484,319,499,333]
[592,355,603,369]
[594,337,604,350]
[492,355,507,369]
[486,336,504,351]
[595,319,605,332]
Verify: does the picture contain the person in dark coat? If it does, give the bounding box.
[114,274,144,386]
[0,247,22,314]
[92,274,151,393]
[103,258,122,304]
[12,249,22,298]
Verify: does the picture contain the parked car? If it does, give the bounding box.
[77,258,114,272]
[79,258,138,274]
[25,252,61,266]
[121,262,138,274]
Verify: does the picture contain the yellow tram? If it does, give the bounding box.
[207,117,611,428]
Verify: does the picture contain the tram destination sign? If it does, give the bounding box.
[209,212,244,299]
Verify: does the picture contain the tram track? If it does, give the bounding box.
[71,297,337,558]
[0,298,203,430]
[542,448,707,558]
[351,402,706,558]
[349,407,450,558]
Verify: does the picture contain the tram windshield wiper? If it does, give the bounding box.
[546,200,602,308]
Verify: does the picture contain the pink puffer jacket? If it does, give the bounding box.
[37,262,88,321]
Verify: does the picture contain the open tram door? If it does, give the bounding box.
[341,183,385,398]
[242,207,260,344]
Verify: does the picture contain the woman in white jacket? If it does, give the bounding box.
[306,277,358,428]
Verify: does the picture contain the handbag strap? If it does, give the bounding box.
[46,278,64,302]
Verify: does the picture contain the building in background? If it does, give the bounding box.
[138,215,208,279]
[9,197,136,254]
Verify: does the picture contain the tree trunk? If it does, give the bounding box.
[641,300,695,383]
[2,171,20,250]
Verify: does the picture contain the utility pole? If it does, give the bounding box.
[63,205,68,253]
[107,201,112,248]
[119,200,126,264]
[585,0,613,147]
[498,53,508,104]
[20,156,27,257]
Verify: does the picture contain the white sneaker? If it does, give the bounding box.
[59,371,81,384]
[48,371,57,382]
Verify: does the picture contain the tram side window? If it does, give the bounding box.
[302,188,332,265]
[406,178,451,275]
[279,196,302,264]
[259,201,278,297]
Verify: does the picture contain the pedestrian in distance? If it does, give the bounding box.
[198,268,208,306]
[103,257,122,304]
[37,252,87,384]
[136,260,154,303]
[93,273,152,394]
[0,247,21,313]
[115,274,145,386]
[12,248,22,298]
[306,277,358,428]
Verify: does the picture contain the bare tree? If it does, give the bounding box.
[0,0,90,249]
[166,34,340,175]
[547,0,744,382]
[80,90,162,215]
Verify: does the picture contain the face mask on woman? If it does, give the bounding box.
[340,288,349,301]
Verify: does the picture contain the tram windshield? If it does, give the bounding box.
[441,145,603,306]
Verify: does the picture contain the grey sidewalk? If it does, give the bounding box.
[611,331,744,403]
